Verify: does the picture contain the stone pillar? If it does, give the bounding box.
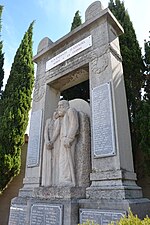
[22,37,60,192]
[86,1,142,200]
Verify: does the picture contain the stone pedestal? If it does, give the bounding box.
[79,198,150,220]
[9,187,84,225]
[86,170,143,200]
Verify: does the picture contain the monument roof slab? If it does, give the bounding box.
[33,6,123,63]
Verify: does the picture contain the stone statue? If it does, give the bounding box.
[42,111,60,186]
[42,100,79,187]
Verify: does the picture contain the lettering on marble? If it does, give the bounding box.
[80,209,125,225]
[8,205,27,225]
[92,82,116,157]
[46,35,92,71]
[27,110,43,167]
[30,203,63,225]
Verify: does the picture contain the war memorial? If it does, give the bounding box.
[8,1,150,224]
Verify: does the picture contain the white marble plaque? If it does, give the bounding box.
[27,110,43,167]
[80,209,125,225]
[46,35,92,71]
[8,205,27,225]
[92,82,116,157]
[30,204,63,225]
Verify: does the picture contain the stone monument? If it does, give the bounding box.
[8,1,150,225]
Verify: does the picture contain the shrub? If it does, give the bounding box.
[109,210,150,225]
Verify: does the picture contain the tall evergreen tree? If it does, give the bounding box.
[0,22,34,191]
[0,5,4,96]
[134,37,150,175]
[108,0,144,165]
[143,38,150,101]
[71,10,82,31]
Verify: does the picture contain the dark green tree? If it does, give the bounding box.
[71,10,82,31]
[143,38,150,101]
[108,0,144,166]
[0,5,4,96]
[134,37,150,175]
[0,22,34,192]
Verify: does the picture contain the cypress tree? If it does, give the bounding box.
[143,38,150,101]
[108,0,144,165]
[134,37,150,175]
[0,5,4,96]
[71,10,82,31]
[0,22,34,191]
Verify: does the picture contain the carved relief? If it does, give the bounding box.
[33,77,46,102]
[42,99,91,188]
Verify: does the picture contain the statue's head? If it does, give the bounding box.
[58,100,69,117]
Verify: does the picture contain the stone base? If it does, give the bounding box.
[9,196,79,225]
[9,195,150,225]
[79,198,150,219]
[86,185,143,200]
[9,186,87,225]
[33,186,86,200]
[19,186,86,199]
[9,186,150,225]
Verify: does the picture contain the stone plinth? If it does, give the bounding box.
[33,187,86,200]
[79,198,150,219]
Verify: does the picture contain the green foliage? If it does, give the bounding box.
[71,10,82,31]
[134,100,150,175]
[143,38,150,101]
[109,210,150,225]
[0,5,4,94]
[0,22,34,192]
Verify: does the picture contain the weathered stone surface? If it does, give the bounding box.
[85,1,104,21]
[33,187,86,200]
[37,37,53,53]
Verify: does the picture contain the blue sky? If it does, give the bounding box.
[0,0,149,87]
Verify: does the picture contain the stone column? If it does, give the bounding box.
[85,1,142,200]
[22,38,60,193]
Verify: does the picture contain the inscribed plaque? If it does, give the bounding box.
[46,35,92,71]
[8,205,27,225]
[80,209,125,225]
[30,203,63,225]
[92,82,115,157]
[27,110,43,167]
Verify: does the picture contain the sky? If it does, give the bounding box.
[0,0,149,88]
